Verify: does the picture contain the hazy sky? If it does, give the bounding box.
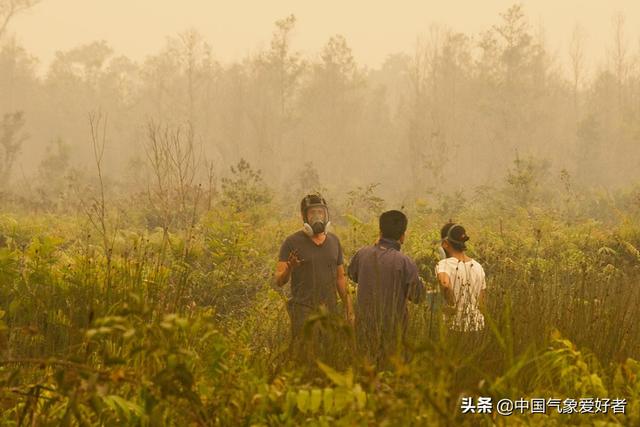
[9,0,640,73]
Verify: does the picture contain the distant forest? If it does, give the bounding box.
[1,4,639,202]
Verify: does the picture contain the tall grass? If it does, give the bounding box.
[1,162,640,425]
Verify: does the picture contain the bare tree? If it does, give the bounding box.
[145,120,203,261]
[406,26,449,192]
[610,13,629,108]
[406,36,429,190]
[144,119,205,311]
[72,112,121,305]
[268,14,303,119]
[569,24,586,114]
[244,15,304,181]
[0,0,40,40]
[0,111,27,187]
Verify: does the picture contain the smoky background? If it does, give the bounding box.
[1,1,640,213]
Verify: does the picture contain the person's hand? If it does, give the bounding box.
[287,250,303,270]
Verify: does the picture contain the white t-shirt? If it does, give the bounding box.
[435,257,486,332]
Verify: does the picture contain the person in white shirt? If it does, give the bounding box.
[435,223,486,332]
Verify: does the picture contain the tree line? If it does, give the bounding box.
[0,4,639,204]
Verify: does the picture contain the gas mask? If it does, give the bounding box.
[300,194,331,236]
[303,206,330,236]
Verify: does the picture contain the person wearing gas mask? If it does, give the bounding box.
[347,210,425,367]
[436,223,486,333]
[274,194,353,357]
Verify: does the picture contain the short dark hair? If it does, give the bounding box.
[440,222,469,251]
[379,210,408,240]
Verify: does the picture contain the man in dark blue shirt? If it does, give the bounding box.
[348,210,425,366]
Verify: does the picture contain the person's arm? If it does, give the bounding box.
[273,241,301,288]
[336,265,353,324]
[347,250,359,283]
[335,241,353,325]
[436,270,456,306]
[407,261,426,303]
[274,261,291,288]
[408,277,426,303]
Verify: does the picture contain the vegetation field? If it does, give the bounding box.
[1,158,640,426]
[2,1,640,425]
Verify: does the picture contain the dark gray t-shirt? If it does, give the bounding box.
[278,231,344,311]
[348,240,425,329]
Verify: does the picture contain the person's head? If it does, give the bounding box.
[300,194,329,235]
[379,210,408,243]
[440,222,469,254]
